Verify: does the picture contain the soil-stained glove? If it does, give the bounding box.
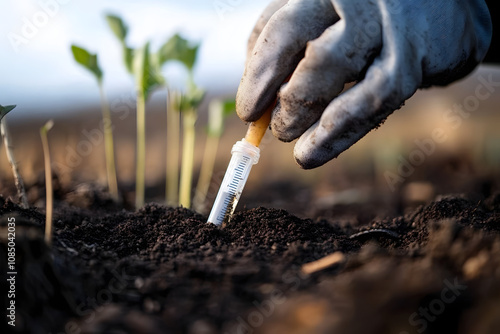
[236,0,492,169]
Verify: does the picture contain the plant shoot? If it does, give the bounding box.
[178,79,205,209]
[106,14,164,209]
[0,105,28,208]
[158,34,203,207]
[166,90,181,206]
[71,45,119,202]
[40,120,54,245]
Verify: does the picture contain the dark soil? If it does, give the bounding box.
[1,188,500,334]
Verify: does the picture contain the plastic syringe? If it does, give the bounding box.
[207,109,272,226]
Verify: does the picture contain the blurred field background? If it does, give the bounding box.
[0,1,499,220]
[2,66,499,217]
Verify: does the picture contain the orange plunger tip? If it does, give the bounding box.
[244,104,274,147]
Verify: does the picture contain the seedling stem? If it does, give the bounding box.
[0,105,28,209]
[71,45,119,202]
[40,120,54,246]
[179,108,197,208]
[98,83,119,202]
[166,89,181,206]
[135,91,146,209]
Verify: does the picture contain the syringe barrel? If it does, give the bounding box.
[207,139,260,226]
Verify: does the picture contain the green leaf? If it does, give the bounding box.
[71,45,103,82]
[105,14,133,74]
[133,42,164,100]
[180,44,199,72]
[158,34,200,71]
[0,104,16,121]
[123,46,134,74]
[106,14,128,43]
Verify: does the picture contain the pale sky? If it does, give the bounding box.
[0,0,270,116]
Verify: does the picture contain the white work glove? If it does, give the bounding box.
[236,0,492,169]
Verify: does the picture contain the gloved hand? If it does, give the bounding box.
[236,0,492,169]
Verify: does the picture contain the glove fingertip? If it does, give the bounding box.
[236,82,278,122]
[294,127,341,169]
[235,87,260,122]
[293,141,321,170]
[294,155,314,170]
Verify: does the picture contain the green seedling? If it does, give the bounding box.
[0,105,28,208]
[133,42,164,209]
[193,98,235,212]
[106,15,204,209]
[157,34,202,207]
[173,36,205,209]
[165,89,181,206]
[178,81,205,209]
[40,120,54,245]
[71,45,119,202]
[105,14,164,209]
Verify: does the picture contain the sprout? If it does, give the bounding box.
[71,45,119,202]
[159,34,201,207]
[105,15,204,209]
[0,105,28,208]
[156,34,205,209]
[106,14,164,209]
[193,98,235,212]
[40,120,54,246]
[165,90,181,206]
[178,81,205,209]
[133,43,164,209]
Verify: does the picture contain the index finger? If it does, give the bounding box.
[236,0,339,122]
